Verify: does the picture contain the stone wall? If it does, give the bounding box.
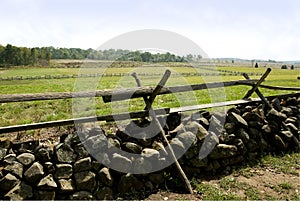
[0,95,299,200]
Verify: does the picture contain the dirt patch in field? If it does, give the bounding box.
[145,164,299,200]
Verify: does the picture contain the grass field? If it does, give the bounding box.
[0,62,299,127]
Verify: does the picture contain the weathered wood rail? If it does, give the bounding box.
[0,79,258,103]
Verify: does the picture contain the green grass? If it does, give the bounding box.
[0,63,299,127]
[259,153,300,175]
[192,180,242,200]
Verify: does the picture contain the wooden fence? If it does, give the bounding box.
[0,72,263,81]
[0,68,299,134]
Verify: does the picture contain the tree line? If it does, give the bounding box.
[0,44,202,67]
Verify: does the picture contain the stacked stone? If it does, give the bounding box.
[0,95,299,200]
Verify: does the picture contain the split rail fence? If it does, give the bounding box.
[0,68,299,134]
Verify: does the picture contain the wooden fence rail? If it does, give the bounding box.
[0,72,263,81]
[0,79,258,103]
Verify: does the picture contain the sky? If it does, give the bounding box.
[0,0,299,61]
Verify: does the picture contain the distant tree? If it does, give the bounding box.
[281,65,287,69]
[291,65,294,70]
[30,48,38,66]
[255,62,258,68]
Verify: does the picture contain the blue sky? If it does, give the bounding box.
[0,0,299,60]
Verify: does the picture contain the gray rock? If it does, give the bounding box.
[185,121,208,141]
[17,153,35,166]
[248,121,263,128]
[69,191,95,200]
[95,152,111,165]
[54,143,74,163]
[107,137,121,149]
[74,171,96,191]
[274,134,286,151]
[44,162,55,174]
[74,143,90,159]
[281,107,293,116]
[118,173,144,194]
[34,190,55,200]
[12,140,39,154]
[236,128,250,144]
[248,128,262,140]
[98,167,114,187]
[35,147,51,162]
[133,157,153,173]
[228,112,248,127]
[37,174,57,189]
[122,142,142,154]
[198,117,210,128]
[184,144,201,159]
[3,154,17,165]
[136,132,154,147]
[221,156,244,166]
[285,117,299,126]
[4,181,32,200]
[272,98,282,111]
[267,108,287,121]
[205,160,221,171]
[261,124,272,137]
[55,164,73,179]
[64,132,81,146]
[0,173,20,192]
[152,141,168,156]
[83,134,108,152]
[247,139,259,152]
[96,187,114,200]
[209,115,224,134]
[177,131,197,146]
[279,130,294,141]
[24,162,44,183]
[0,137,12,149]
[58,179,75,192]
[148,172,164,185]
[224,123,235,134]
[209,144,238,159]
[141,148,160,160]
[111,153,132,173]
[198,132,219,160]
[233,138,247,154]
[91,160,102,172]
[0,148,7,161]
[74,157,91,172]
[170,137,185,154]
[4,161,24,178]
[189,157,208,168]
[286,123,299,136]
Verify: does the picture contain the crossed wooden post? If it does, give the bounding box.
[243,68,272,110]
[131,70,194,194]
